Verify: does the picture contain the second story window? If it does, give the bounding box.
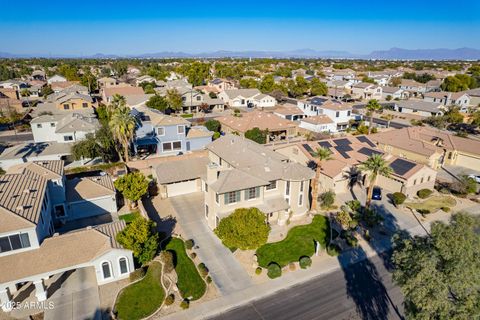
[0,233,31,253]
[37,124,42,128]
[347,111,351,116]
[177,125,185,134]
[82,103,88,108]
[266,180,277,190]
[64,135,73,141]
[336,111,340,118]
[157,127,165,136]
[63,104,70,110]
[285,181,290,196]
[225,191,240,205]
[245,187,259,200]
[50,123,55,127]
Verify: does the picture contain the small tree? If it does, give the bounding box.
[299,256,312,269]
[214,207,270,250]
[417,189,433,199]
[146,95,168,112]
[205,119,221,132]
[336,210,353,229]
[166,89,183,111]
[245,127,267,144]
[116,213,159,265]
[114,172,149,208]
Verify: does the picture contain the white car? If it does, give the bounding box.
[468,174,480,183]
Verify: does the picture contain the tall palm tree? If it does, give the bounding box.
[365,99,382,134]
[358,154,393,208]
[109,107,136,162]
[109,94,127,115]
[310,147,333,212]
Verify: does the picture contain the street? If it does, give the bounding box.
[210,252,404,320]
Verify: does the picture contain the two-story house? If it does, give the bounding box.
[423,91,471,111]
[218,89,277,108]
[31,113,99,144]
[0,165,132,312]
[202,135,314,229]
[179,89,225,114]
[132,106,213,156]
[297,98,353,132]
[34,85,96,116]
[208,78,237,92]
[351,83,383,100]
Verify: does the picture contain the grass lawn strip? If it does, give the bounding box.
[165,237,206,300]
[115,262,165,320]
[119,212,138,223]
[406,195,456,212]
[256,215,329,268]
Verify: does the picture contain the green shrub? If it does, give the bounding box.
[213,132,221,140]
[267,263,282,279]
[441,206,451,212]
[206,276,212,283]
[320,191,335,208]
[180,300,190,309]
[327,244,341,256]
[346,200,361,212]
[417,209,431,215]
[391,192,407,206]
[255,267,263,275]
[185,239,195,250]
[299,256,312,269]
[198,263,209,277]
[165,294,175,306]
[129,266,146,282]
[417,189,433,199]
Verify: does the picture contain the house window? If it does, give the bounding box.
[335,111,340,118]
[421,177,424,183]
[64,135,73,141]
[50,123,55,127]
[63,104,70,110]
[157,127,165,136]
[119,257,129,274]
[82,103,88,108]
[266,180,277,190]
[205,204,209,217]
[245,187,259,200]
[347,111,351,116]
[0,233,31,253]
[196,96,201,101]
[225,191,240,204]
[413,179,417,185]
[205,183,208,192]
[299,194,303,206]
[172,141,182,150]
[102,262,112,279]
[286,181,290,196]
[427,176,431,182]
[55,205,66,217]
[300,181,304,192]
[215,193,219,204]
[36,124,42,128]
[163,142,172,151]
[178,126,185,134]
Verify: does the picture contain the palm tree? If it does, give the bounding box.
[310,147,333,212]
[109,107,137,162]
[365,99,382,134]
[384,114,394,128]
[358,154,393,208]
[109,94,127,115]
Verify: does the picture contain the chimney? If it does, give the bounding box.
[207,162,220,183]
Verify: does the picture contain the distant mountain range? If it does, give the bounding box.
[1,47,479,60]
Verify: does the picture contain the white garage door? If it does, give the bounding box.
[166,180,198,197]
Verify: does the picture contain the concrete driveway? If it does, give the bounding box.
[169,193,253,295]
[44,267,101,320]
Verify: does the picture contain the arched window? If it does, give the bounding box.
[119,257,129,274]
[102,261,112,279]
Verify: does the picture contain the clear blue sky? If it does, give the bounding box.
[1,0,479,55]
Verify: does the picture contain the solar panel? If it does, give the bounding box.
[389,158,416,176]
[356,136,376,147]
[302,144,315,156]
[358,147,383,157]
[334,146,351,159]
[334,138,351,146]
[318,141,332,149]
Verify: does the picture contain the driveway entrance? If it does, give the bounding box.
[169,193,253,295]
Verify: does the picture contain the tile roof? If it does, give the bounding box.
[104,86,145,98]
[7,160,64,180]
[155,157,209,184]
[301,115,334,125]
[217,110,297,133]
[65,175,115,203]
[0,142,72,161]
[186,126,214,139]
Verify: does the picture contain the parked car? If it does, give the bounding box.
[372,186,382,200]
[468,174,480,183]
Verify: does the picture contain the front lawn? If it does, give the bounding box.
[119,212,139,223]
[165,238,206,300]
[406,195,456,213]
[115,262,165,320]
[256,215,330,268]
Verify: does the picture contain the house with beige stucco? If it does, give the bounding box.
[203,135,315,229]
[273,136,437,198]
[370,126,480,171]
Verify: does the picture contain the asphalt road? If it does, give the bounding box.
[0,132,34,144]
[210,252,404,320]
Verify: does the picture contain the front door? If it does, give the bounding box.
[186,141,191,151]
